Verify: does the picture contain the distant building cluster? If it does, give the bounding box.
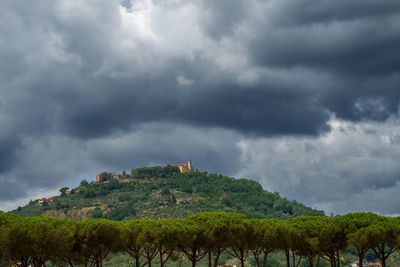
[95,172,119,183]
[171,160,194,173]
[38,198,54,206]
[92,160,194,183]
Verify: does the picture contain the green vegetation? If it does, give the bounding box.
[1,212,400,267]
[14,166,392,266]
[12,169,324,220]
[130,165,181,179]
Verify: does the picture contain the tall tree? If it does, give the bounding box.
[122,219,147,267]
[366,218,400,267]
[3,216,75,267]
[319,217,348,267]
[288,217,325,267]
[226,216,252,267]
[187,212,246,267]
[177,218,208,267]
[60,187,70,196]
[0,212,20,266]
[249,219,286,267]
[338,212,381,267]
[0,217,9,266]
[149,219,179,267]
[74,219,124,267]
[51,219,85,267]
[137,219,158,267]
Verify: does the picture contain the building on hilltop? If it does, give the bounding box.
[171,160,194,173]
[38,198,54,206]
[95,172,103,183]
[95,172,118,183]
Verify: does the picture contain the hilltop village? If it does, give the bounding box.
[15,159,323,224]
[37,161,194,206]
[94,160,194,183]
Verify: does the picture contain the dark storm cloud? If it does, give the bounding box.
[0,180,27,200]
[3,0,398,140]
[248,0,400,122]
[56,74,330,139]
[0,136,20,173]
[269,0,400,26]
[86,123,243,176]
[200,0,249,39]
[0,0,400,214]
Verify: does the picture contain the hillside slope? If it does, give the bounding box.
[12,166,324,220]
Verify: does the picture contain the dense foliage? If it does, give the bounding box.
[1,212,400,267]
[12,170,324,220]
[130,165,181,179]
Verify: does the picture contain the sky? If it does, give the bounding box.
[0,0,400,215]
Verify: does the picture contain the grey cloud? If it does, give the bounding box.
[0,136,94,202]
[0,136,21,173]
[86,123,243,175]
[236,118,400,214]
[0,124,243,203]
[248,0,400,121]
[317,182,400,216]
[268,0,400,26]
[0,179,27,200]
[2,0,399,141]
[200,0,249,39]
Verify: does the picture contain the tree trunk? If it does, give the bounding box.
[66,258,75,267]
[208,251,212,267]
[160,251,164,267]
[240,248,246,267]
[359,255,364,267]
[213,249,221,267]
[250,249,260,267]
[292,251,296,267]
[240,258,245,267]
[285,250,290,267]
[309,257,314,267]
[254,255,260,267]
[262,252,269,267]
[292,252,302,267]
[33,259,46,267]
[192,247,197,267]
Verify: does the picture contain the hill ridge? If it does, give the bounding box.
[13,165,324,220]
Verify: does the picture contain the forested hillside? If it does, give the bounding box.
[12,166,324,220]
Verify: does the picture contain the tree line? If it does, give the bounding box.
[0,211,399,267]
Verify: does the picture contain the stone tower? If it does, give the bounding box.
[187,160,193,170]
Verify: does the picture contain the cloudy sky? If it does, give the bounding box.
[1,0,400,215]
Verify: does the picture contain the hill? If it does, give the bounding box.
[12,165,324,220]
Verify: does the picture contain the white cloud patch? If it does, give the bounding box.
[177,75,194,86]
